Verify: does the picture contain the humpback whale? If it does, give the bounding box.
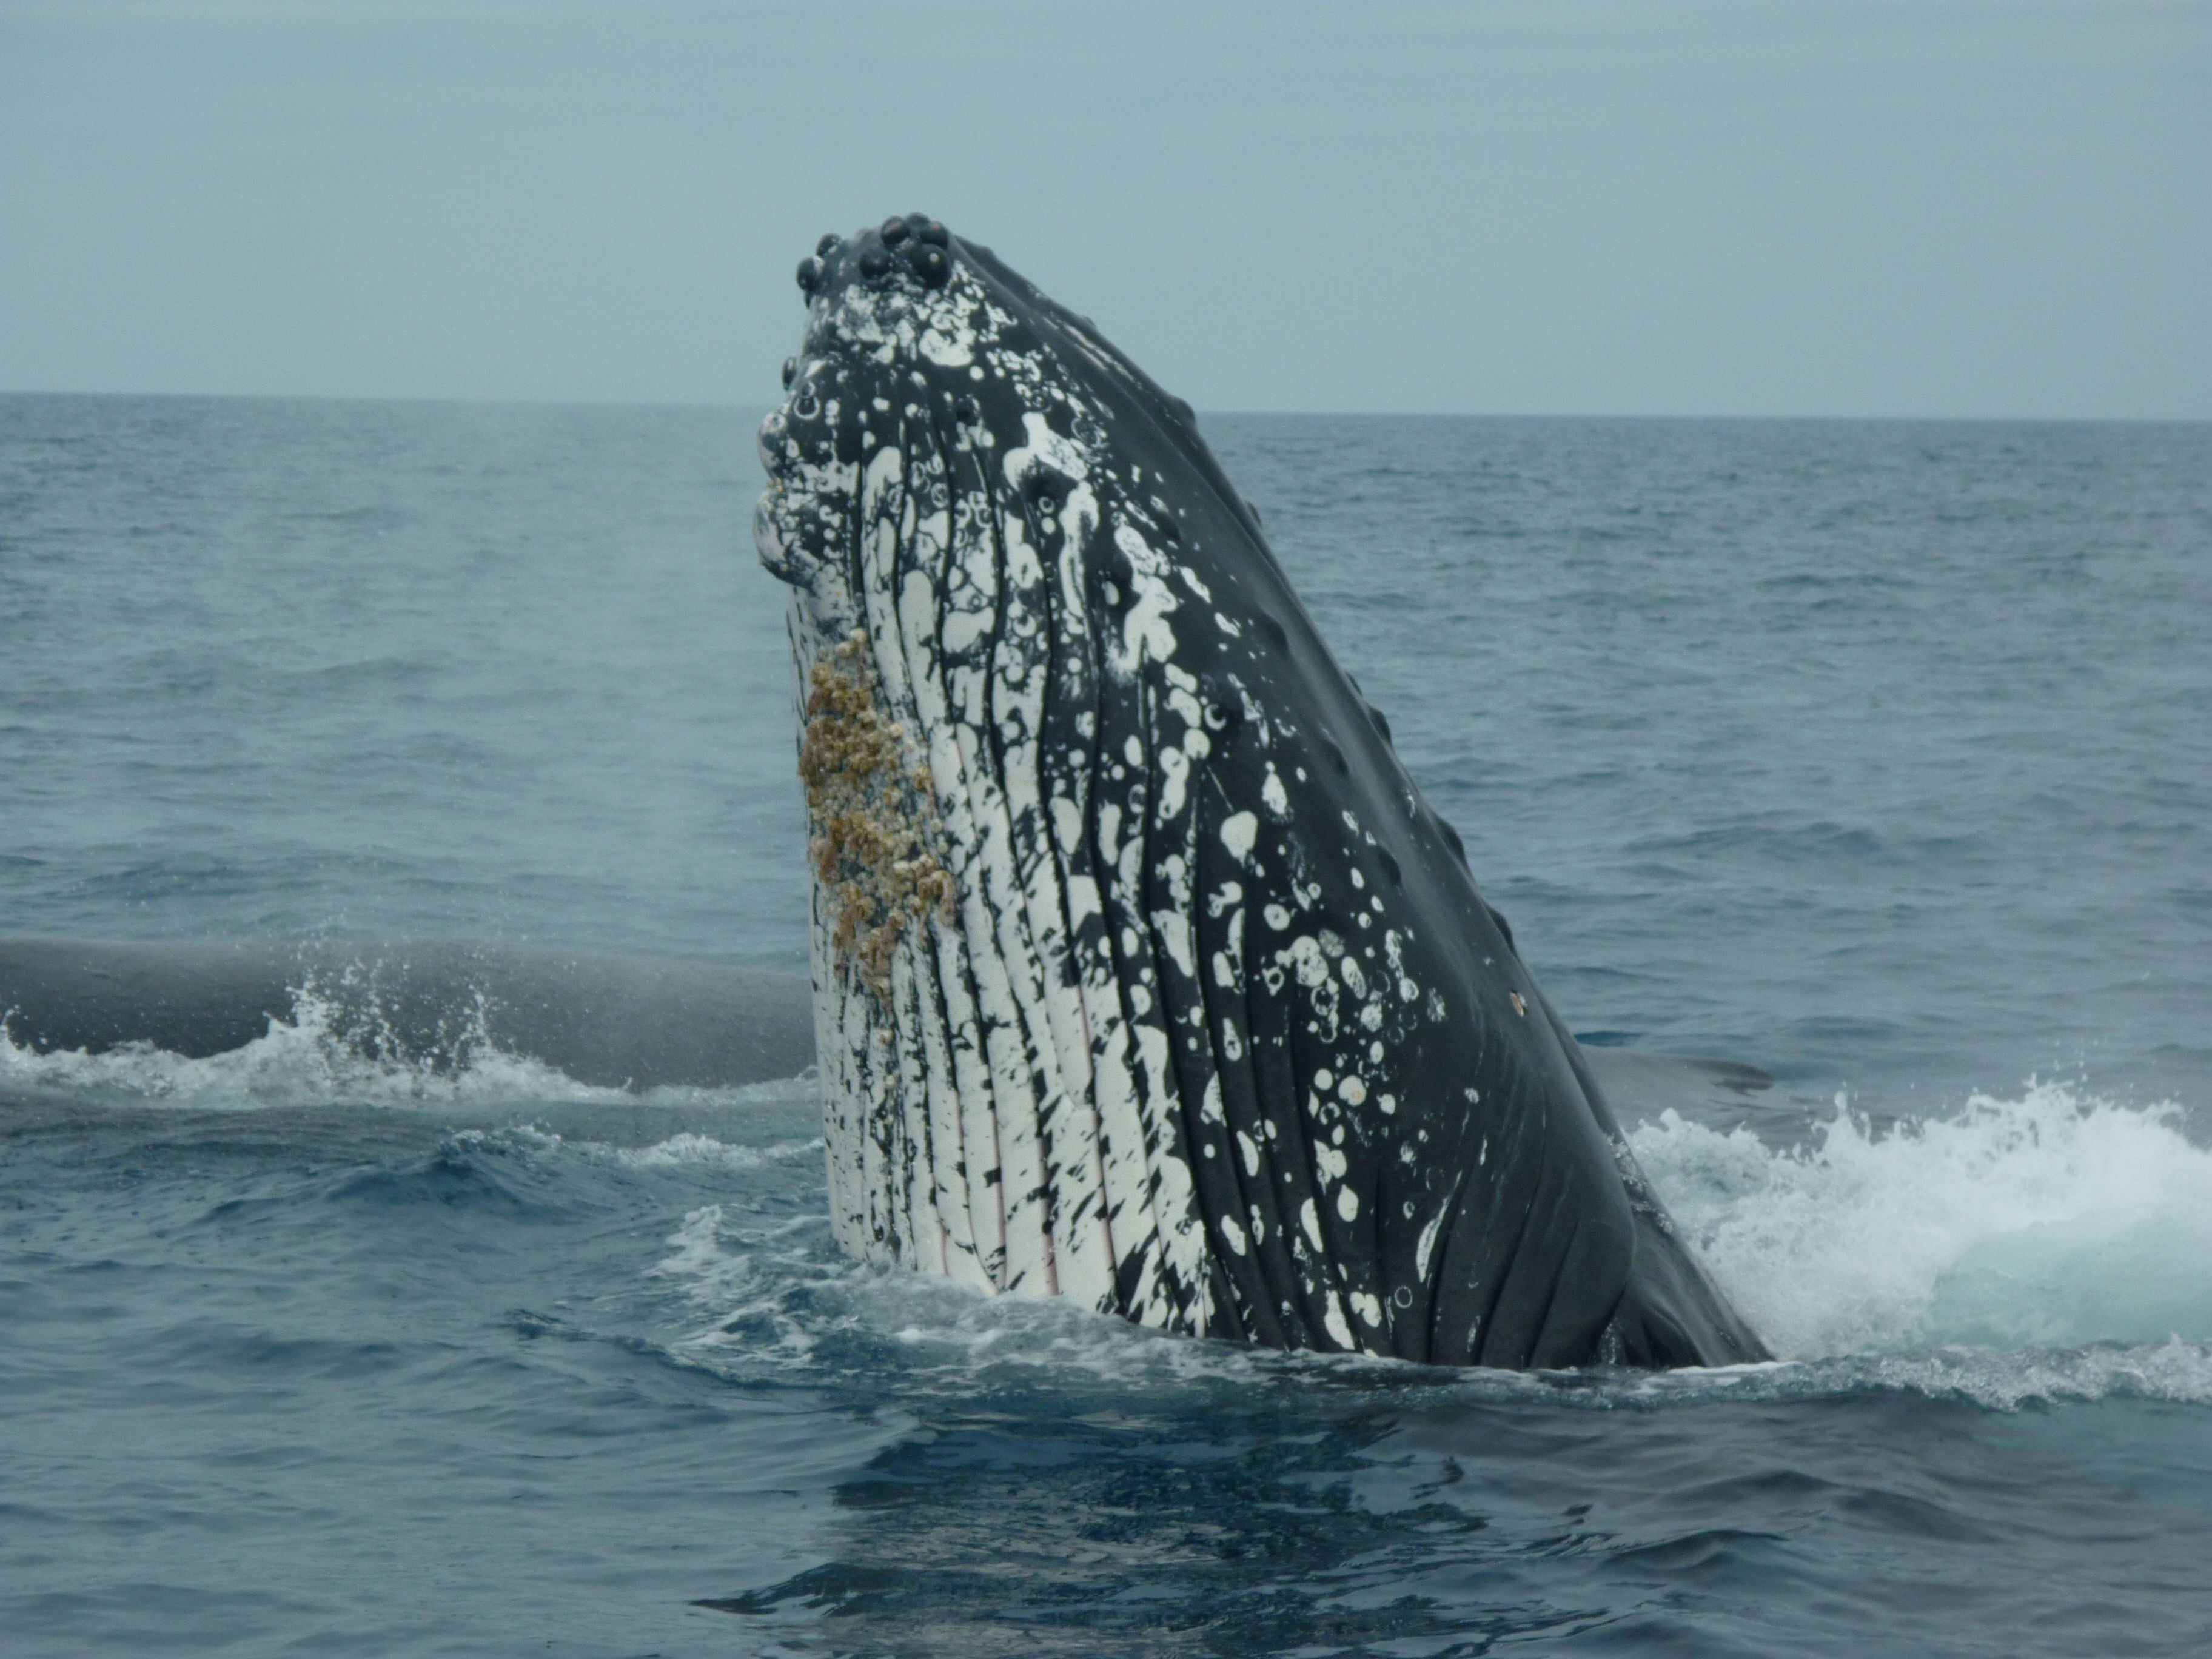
[754,216,1769,1369]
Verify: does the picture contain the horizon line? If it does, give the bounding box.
[4,387,2206,427]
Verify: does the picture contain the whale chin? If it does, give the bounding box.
[754,215,1769,1370]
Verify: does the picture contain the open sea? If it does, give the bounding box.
[3,392,2208,1657]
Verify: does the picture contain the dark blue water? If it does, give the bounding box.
[4,394,2210,1656]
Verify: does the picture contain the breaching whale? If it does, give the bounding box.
[754,215,1769,1369]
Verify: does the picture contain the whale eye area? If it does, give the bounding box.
[1377,848,1402,886]
[1319,734,1348,774]
[1258,615,1289,651]
[790,388,821,421]
[1088,542,1134,605]
[780,358,797,390]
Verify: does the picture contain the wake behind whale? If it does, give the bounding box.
[754,216,1768,1369]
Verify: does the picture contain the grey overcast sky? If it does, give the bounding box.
[2,0,2207,418]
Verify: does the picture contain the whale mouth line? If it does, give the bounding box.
[754,216,1771,1371]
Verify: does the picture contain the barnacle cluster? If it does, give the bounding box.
[798,630,953,993]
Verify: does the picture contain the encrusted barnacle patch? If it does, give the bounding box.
[797,629,953,993]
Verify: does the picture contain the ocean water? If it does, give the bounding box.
[3,393,2209,1657]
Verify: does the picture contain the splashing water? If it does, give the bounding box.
[0,979,790,1109]
[1632,1081,2212,1358]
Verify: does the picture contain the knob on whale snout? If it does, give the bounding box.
[883,213,949,249]
[799,215,954,299]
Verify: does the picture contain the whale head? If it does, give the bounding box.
[754,215,1768,1369]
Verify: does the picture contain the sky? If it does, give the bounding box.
[2,0,2207,418]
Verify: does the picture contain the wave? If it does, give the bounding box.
[0,980,811,1109]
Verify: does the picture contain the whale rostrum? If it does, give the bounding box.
[756,214,1770,1369]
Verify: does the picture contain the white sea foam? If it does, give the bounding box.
[0,983,809,1110]
[446,1125,823,1169]
[652,1201,840,1365]
[613,1131,824,1170]
[1631,1080,2212,1359]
